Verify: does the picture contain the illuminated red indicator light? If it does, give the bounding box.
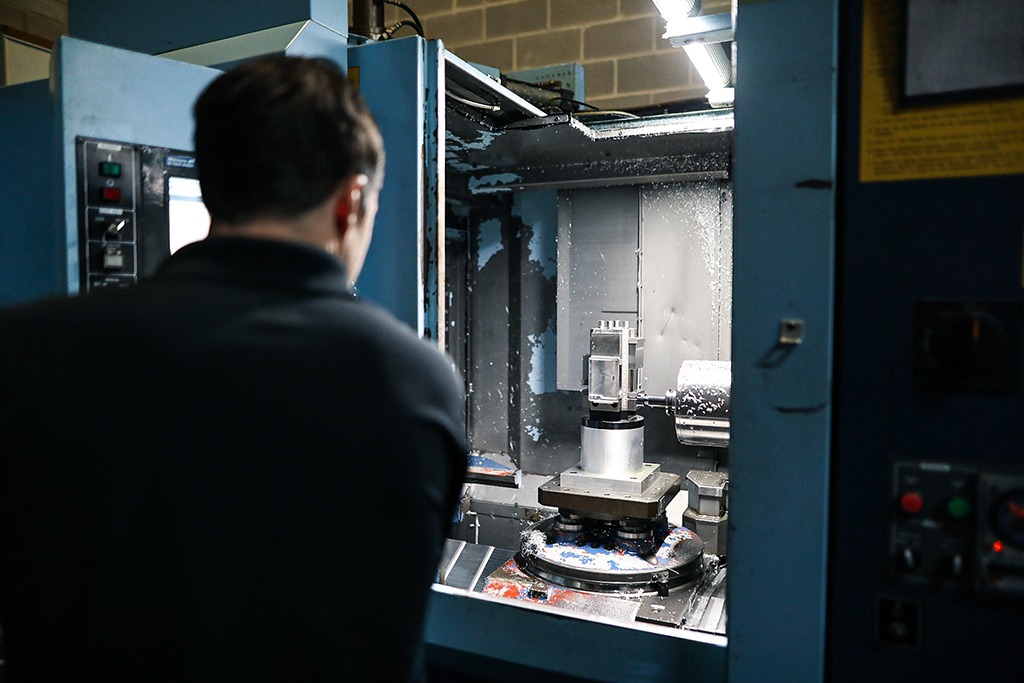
[993,540,1004,553]
[899,491,924,514]
[101,187,121,202]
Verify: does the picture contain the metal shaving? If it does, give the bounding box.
[519,529,547,558]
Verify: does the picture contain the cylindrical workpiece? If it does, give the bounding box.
[673,360,731,447]
[580,415,645,476]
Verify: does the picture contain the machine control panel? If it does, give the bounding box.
[77,138,140,291]
[891,461,1024,594]
[891,461,976,582]
[75,137,206,293]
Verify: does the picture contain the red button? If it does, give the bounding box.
[900,492,924,514]
[101,187,121,202]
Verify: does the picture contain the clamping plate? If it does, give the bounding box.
[538,470,681,519]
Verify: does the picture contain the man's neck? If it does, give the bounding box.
[209,214,338,256]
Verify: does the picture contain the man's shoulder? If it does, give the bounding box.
[341,298,437,356]
[343,301,460,383]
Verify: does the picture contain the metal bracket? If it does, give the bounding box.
[778,319,805,345]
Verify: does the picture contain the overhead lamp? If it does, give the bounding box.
[652,0,735,106]
[651,0,701,25]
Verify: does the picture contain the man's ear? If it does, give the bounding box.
[333,174,369,237]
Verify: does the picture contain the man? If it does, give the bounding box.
[0,56,467,681]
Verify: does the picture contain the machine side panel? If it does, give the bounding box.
[730,0,838,681]
[0,79,59,306]
[425,586,727,683]
[466,205,513,465]
[348,37,428,335]
[423,39,445,344]
[828,1,1024,679]
[514,189,581,477]
[54,37,220,295]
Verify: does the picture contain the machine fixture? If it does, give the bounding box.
[463,321,732,631]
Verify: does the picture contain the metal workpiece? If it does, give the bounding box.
[579,416,645,476]
[587,320,643,414]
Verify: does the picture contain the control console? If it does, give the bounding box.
[892,461,1024,594]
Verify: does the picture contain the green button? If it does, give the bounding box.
[947,497,971,520]
[99,161,122,178]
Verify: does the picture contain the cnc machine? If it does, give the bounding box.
[433,40,736,661]
[7,2,1021,682]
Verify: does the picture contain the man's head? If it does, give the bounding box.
[193,55,384,280]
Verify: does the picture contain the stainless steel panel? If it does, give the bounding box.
[556,187,640,391]
[640,181,732,396]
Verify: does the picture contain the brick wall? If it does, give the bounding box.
[3,0,731,110]
[367,0,731,110]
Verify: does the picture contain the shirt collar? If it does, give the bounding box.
[155,236,356,297]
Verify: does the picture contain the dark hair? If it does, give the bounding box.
[193,55,384,225]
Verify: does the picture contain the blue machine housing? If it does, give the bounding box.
[0,39,220,305]
[68,0,346,56]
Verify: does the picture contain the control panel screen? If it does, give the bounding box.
[167,176,210,255]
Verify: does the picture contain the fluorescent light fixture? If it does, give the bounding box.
[705,87,735,108]
[651,0,700,25]
[683,42,733,90]
[651,0,734,102]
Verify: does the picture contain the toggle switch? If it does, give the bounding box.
[105,219,127,240]
[900,547,920,571]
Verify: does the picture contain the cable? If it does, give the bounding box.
[501,78,612,116]
[381,19,423,39]
[552,96,600,112]
[573,109,641,120]
[383,0,425,36]
[446,90,501,112]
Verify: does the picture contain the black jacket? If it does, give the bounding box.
[0,236,468,682]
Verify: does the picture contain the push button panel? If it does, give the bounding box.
[82,140,135,211]
[78,138,139,290]
[892,461,1024,595]
[891,462,977,583]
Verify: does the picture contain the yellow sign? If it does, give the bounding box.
[860,0,1024,182]
[348,66,360,90]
